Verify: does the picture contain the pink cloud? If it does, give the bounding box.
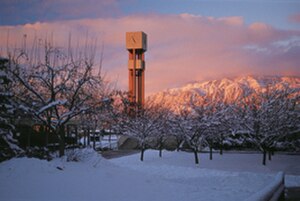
[289,13,300,23]
[217,16,244,26]
[0,14,299,95]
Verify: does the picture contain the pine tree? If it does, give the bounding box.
[0,58,22,161]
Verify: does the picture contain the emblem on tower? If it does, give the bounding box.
[126,31,147,113]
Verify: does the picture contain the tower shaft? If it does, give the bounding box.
[126,32,147,113]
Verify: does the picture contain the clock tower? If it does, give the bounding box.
[126,31,147,113]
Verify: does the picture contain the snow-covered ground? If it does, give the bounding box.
[0,149,299,201]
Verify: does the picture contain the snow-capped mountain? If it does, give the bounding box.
[148,75,300,110]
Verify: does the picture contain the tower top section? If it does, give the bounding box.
[126,31,147,51]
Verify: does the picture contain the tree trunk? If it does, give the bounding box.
[59,126,65,157]
[210,146,213,160]
[193,149,199,164]
[27,132,31,149]
[220,136,223,155]
[87,128,90,147]
[268,150,272,161]
[75,126,78,145]
[262,150,267,166]
[93,129,96,150]
[44,126,49,147]
[140,148,145,161]
[45,130,49,147]
[109,134,112,150]
[176,140,181,152]
[83,129,86,147]
[158,141,163,157]
[159,148,162,158]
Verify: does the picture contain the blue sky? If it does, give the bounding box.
[1,0,299,30]
[121,0,300,30]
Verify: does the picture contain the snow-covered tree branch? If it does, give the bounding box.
[239,85,300,165]
[8,38,109,157]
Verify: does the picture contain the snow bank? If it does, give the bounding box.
[285,174,300,187]
[245,172,284,201]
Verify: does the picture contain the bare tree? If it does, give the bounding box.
[213,102,239,156]
[78,87,114,150]
[118,101,163,161]
[153,105,172,157]
[172,107,207,164]
[239,85,299,165]
[189,97,222,161]
[8,38,107,157]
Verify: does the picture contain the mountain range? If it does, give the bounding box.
[148,75,300,110]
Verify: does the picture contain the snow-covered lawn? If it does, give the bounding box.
[0,149,299,201]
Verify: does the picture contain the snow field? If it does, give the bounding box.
[0,149,299,201]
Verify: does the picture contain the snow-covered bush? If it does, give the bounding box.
[25,146,51,160]
[65,148,103,165]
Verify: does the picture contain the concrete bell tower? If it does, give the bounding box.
[126,31,147,112]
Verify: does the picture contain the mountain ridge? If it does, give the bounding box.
[148,75,300,109]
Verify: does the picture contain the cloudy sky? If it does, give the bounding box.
[0,0,300,95]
